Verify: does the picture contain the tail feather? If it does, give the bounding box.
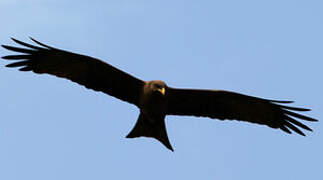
[126,113,173,151]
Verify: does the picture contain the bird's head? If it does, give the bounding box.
[148,80,167,96]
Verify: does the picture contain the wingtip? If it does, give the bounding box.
[28,37,54,49]
[29,37,42,45]
[28,36,35,42]
[19,66,32,71]
[278,104,312,112]
[2,55,11,60]
[299,132,306,136]
[271,100,294,103]
[1,45,10,50]
[280,126,292,134]
[11,37,23,45]
[10,37,18,42]
[283,110,319,122]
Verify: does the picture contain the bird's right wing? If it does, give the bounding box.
[2,38,145,106]
[166,87,317,135]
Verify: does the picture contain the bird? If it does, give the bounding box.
[1,38,317,151]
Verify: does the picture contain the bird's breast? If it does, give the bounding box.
[140,92,167,115]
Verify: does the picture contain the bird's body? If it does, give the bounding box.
[1,38,318,151]
[127,80,172,150]
[140,81,168,118]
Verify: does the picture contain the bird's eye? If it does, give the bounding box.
[156,85,163,89]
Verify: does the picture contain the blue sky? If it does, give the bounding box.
[0,1,322,179]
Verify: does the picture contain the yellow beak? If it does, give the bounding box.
[157,87,166,95]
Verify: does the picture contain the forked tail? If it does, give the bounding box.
[126,112,173,151]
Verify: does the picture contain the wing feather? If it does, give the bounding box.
[2,38,144,106]
[166,88,317,135]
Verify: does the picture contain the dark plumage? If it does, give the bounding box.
[2,38,318,151]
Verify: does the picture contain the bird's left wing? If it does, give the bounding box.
[2,38,145,106]
[166,87,317,135]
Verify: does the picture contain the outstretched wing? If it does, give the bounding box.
[166,88,317,135]
[2,38,145,106]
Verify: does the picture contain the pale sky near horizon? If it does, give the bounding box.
[0,1,322,180]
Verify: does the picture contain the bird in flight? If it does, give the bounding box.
[2,38,317,151]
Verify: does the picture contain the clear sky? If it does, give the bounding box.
[0,1,322,180]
